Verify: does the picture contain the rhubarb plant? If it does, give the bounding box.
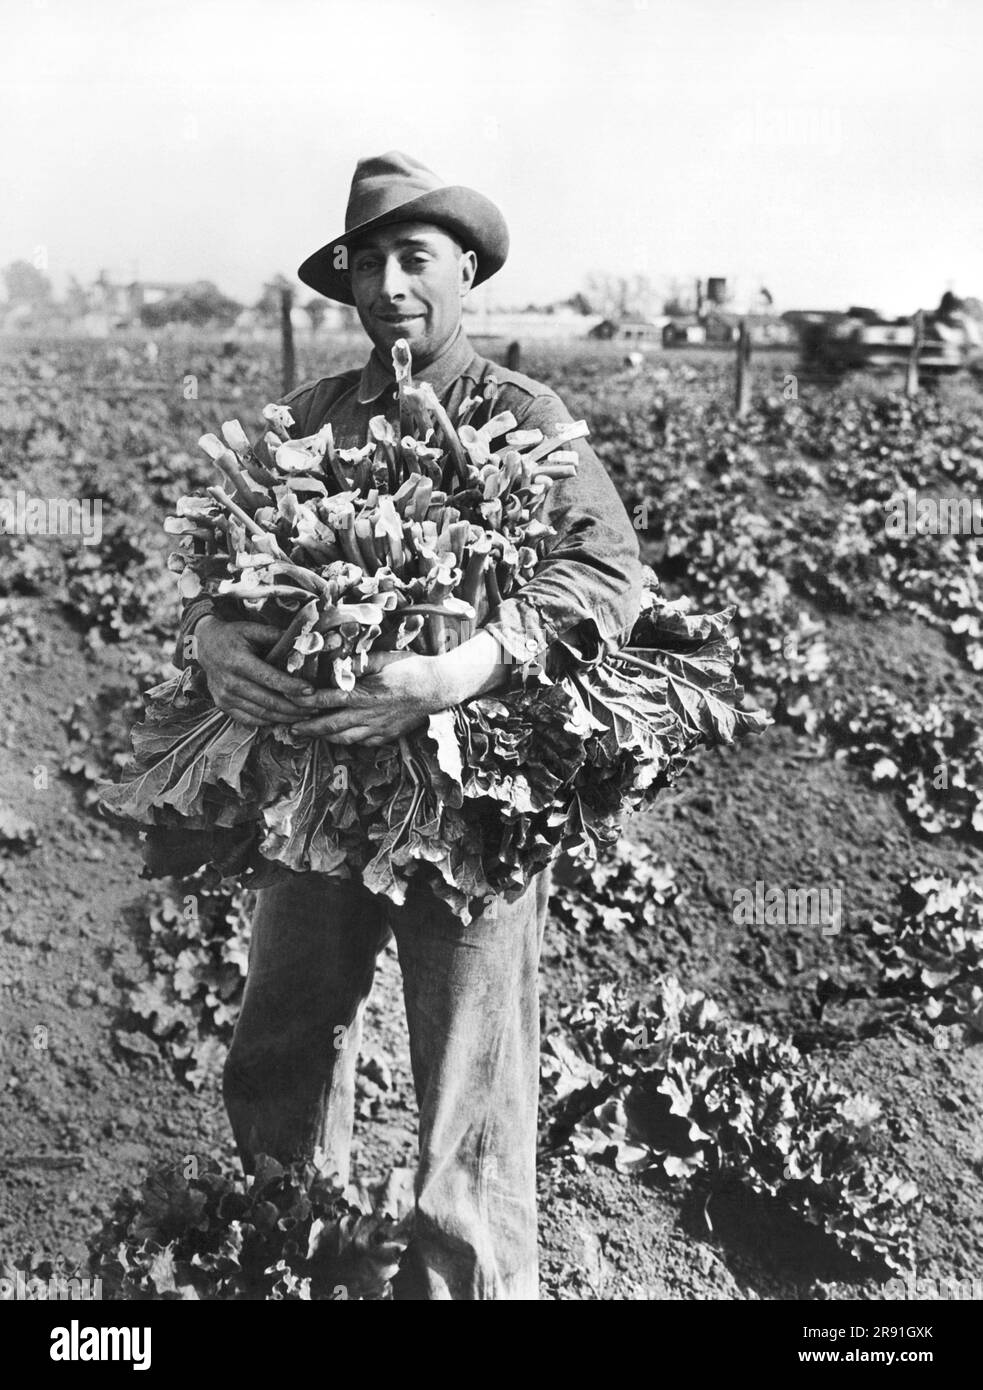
[544,979,922,1274]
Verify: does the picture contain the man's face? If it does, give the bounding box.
[348,221,477,368]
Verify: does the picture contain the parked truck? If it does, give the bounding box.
[797,293,982,379]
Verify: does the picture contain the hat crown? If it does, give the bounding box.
[346,151,445,231]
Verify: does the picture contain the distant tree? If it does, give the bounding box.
[663,276,695,317]
[583,272,626,320]
[140,282,242,329]
[937,291,983,333]
[565,291,593,316]
[936,290,983,322]
[583,272,657,322]
[3,259,52,306]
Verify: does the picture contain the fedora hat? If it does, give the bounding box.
[297,151,509,305]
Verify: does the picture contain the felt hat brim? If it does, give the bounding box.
[297,185,509,306]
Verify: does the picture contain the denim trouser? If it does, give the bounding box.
[223,866,552,1301]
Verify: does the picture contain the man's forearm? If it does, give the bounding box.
[431,629,513,706]
[430,617,588,708]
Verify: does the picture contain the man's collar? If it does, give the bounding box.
[357,324,477,405]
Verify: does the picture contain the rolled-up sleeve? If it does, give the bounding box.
[172,595,217,670]
[482,388,644,668]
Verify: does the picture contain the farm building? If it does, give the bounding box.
[589,313,669,343]
[76,273,212,332]
[704,310,794,345]
[128,279,219,318]
[662,316,707,346]
[662,309,793,347]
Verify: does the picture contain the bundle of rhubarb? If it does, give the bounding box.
[99,342,769,921]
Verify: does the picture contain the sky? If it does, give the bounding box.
[4,0,981,317]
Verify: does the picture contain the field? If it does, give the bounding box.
[0,331,981,1300]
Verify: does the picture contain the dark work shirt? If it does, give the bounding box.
[174,325,643,671]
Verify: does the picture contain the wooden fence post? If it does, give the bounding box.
[280,286,296,396]
[735,318,752,418]
[506,340,521,371]
[905,309,923,397]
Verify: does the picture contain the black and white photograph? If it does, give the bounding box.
[1,0,980,1344]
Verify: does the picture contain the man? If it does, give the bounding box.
[174,151,643,1299]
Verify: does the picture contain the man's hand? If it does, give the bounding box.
[288,650,446,745]
[194,616,322,728]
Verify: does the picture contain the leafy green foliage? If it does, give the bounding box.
[552,836,678,937]
[543,979,921,1274]
[63,526,176,646]
[116,879,253,1088]
[577,370,983,715]
[0,1253,92,1299]
[87,1156,409,1300]
[869,873,983,1033]
[824,685,983,840]
[0,597,38,654]
[0,537,64,599]
[62,677,156,807]
[0,800,39,851]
